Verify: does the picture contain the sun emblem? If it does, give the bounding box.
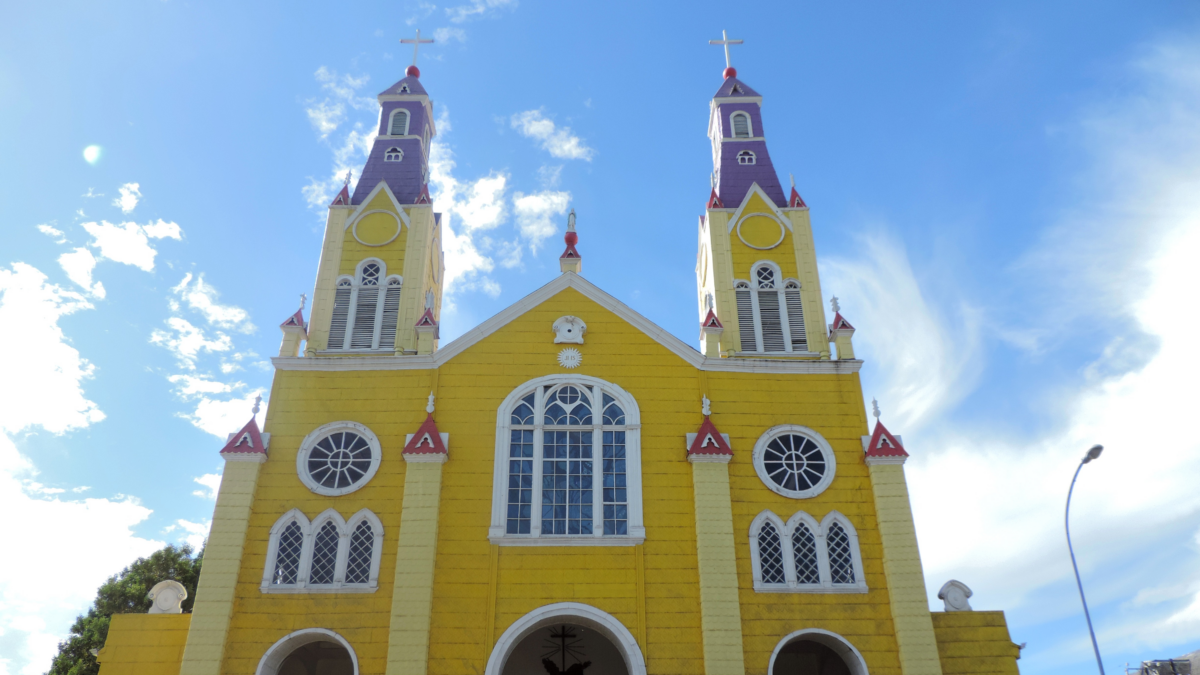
[556,348,582,369]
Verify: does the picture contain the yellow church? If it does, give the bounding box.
[97,35,1022,675]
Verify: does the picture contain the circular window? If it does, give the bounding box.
[752,426,836,499]
[297,422,382,496]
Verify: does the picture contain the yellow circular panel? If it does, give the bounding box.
[353,211,402,247]
[736,213,785,250]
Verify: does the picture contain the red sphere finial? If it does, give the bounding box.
[406,65,420,78]
[565,230,578,246]
[723,66,737,80]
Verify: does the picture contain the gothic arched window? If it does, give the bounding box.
[327,259,403,352]
[389,109,410,136]
[489,375,644,544]
[262,508,383,593]
[733,264,807,354]
[749,510,866,593]
[731,111,752,138]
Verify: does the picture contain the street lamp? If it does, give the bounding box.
[1066,444,1105,675]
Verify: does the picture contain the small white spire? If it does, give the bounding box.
[567,209,576,232]
[426,392,436,414]
[252,394,262,416]
[790,173,796,190]
[702,395,712,417]
[872,398,880,420]
[831,296,841,314]
[299,293,307,311]
[344,170,352,186]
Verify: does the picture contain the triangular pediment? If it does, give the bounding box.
[345,181,412,231]
[726,183,792,233]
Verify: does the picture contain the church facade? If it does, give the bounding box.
[97,46,1021,675]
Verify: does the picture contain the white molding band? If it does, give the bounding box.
[256,627,360,675]
[484,602,646,675]
[766,629,870,675]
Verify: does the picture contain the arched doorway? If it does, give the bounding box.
[486,602,646,675]
[256,628,358,675]
[768,629,869,675]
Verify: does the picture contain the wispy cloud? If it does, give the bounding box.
[37,223,66,243]
[151,317,234,369]
[302,67,379,213]
[445,0,516,23]
[191,473,221,500]
[112,182,141,214]
[406,1,437,25]
[512,190,570,255]
[510,109,594,161]
[81,219,182,272]
[171,273,255,333]
[434,27,466,43]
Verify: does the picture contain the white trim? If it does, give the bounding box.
[489,375,644,545]
[351,211,402,247]
[261,509,310,589]
[819,510,868,591]
[751,425,837,499]
[484,602,646,675]
[748,510,788,590]
[223,452,267,463]
[274,273,865,374]
[713,95,763,105]
[255,627,360,675]
[387,108,411,136]
[344,181,411,231]
[735,213,785,250]
[727,183,793,233]
[766,628,869,675]
[296,421,383,497]
[730,111,753,138]
[721,136,766,143]
[737,149,757,166]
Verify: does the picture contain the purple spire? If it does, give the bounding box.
[708,75,787,209]
[350,73,436,206]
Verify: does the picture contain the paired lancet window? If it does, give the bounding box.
[489,375,644,544]
[263,508,383,593]
[737,150,756,165]
[751,510,866,593]
[731,112,752,138]
[385,147,403,162]
[328,259,402,351]
[389,109,410,136]
[735,264,807,353]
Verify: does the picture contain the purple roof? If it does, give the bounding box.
[352,74,435,205]
[713,76,760,98]
[378,75,427,97]
[709,76,786,208]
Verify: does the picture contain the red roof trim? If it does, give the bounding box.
[864,420,908,458]
[560,244,580,259]
[688,416,733,456]
[707,189,724,209]
[829,312,855,332]
[404,414,447,454]
[789,186,807,208]
[220,417,266,455]
[330,185,350,207]
[280,308,306,329]
[701,309,724,330]
[415,184,431,205]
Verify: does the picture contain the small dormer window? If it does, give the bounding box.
[389,109,410,136]
[731,112,752,138]
[398,84,410,94]
[385,148,403,162]
[731,84,742,94]
[738,150,756,165]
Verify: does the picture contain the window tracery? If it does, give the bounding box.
[263,508,383,593]
[297,421,382,497]
[750,510,866,593]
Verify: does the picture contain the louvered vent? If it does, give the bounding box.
[350,287,379,349]
[758,292,786,352]
[732,113,750,138]
[329,287,352,350]
[736,289,757,352]
[390,110,409,135]
[785,290,807,351]
[379,285,402,350]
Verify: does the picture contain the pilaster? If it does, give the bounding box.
[385,457,445,675]
[704,209,740,355]
[868,461,944,675]
[178,457,262,675]
[396,206,434,354]
[307,207,350,353]
[689,458,746,675]
[787,209,830,357]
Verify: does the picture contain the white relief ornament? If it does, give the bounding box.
[552,316,587,344]
[147,580,187,614]
[557,348,582,369]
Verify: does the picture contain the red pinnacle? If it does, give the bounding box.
[723,66,737,80]
[406,65,420,78]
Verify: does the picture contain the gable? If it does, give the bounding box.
[339,185,410,277]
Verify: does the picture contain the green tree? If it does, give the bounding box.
[46,544,203,675]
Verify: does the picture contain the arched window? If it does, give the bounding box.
[262,508,384,593]
[489,375,644,544]
[327,260,403,352]
[731,112,752,138]
[385,147,403,162]
[734,265,807,354]
[738,150,756,165]
[750,510,866,593]
[389,109,410,136]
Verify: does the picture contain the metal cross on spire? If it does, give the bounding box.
[708,30,744,71]
[252,394,262,416]
[401,28,435,67]
[872,398,881,420]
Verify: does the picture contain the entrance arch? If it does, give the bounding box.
[256,628,359,675]
[485,602,647,675]
[768,629,869,675]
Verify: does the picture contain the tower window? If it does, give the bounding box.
[731,112,752,138]
[733,265,807,354]
[390,109,410,135]
[750,509,867,593]
[327,260,403,352]
[738,150,756,165]
[263,507,384,593]
[385,147,403,162]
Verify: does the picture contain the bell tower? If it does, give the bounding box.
[306,31,445,356]
[697,33,830,359]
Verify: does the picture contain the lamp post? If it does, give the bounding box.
[1066,444,1105,675]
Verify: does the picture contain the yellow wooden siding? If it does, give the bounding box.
[727,192,800,283]
[339,191,408,278]
[98,614,191,675]
[931,612,1021,675]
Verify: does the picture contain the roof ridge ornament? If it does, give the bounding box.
[426,392,436,414]
[872,397,880,420]
[560,209,582,273]
[702,395,711,417]
[400,28,435,78]
[708,29,744,79]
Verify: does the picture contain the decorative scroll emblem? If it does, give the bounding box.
[552,316,586,344]
[557,348,582,369]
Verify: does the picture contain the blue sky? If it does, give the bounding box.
[3,1,1200,672]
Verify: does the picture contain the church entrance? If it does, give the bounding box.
[277,640,355,675]
[501,623,629,675]
[768,630,868,675]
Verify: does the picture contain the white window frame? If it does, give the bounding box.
[737,150,756,165]
[749,510,867,594]
[733,262,807,354]
[388,108,411,136]
[730,111,753,138]
[488,374,644,546]
[262,508,384,594]
[384,147,404,162]
[296,421,383,497]
[751,424,837,499]
[328,259,403,352]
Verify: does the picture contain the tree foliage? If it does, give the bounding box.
[46,544,203,675]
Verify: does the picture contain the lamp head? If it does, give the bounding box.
[1083,444,1104,463]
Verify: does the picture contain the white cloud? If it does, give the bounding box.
[512,190,570,254]
[537,165,563,188]
[510,109,594,161]
[434,27,466,43]
[150,317,233,369]
[112,182,141,214]
[171,273,254,333]
[191,473,221,500]
[181,389,266,439]
[57,247,106,299]
[81,220,182,272]
[0,264,104,435]
[306,99,345,139]
[168,374,235,398]
[445,0,516,23]
[37,223,66,243]
[170,519,210,550]
[303,68,378,212]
